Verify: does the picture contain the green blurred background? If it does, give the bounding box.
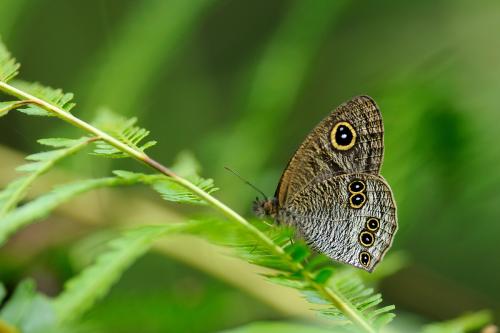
[0,0,499,332]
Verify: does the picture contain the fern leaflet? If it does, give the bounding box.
[0,280,56,333]
[113,170,218,204]
[53,225,180,324]
[10,81,75,116]
[92,109,157,158]
[0,177,134,246]
[180,219,394,332]
[0,39,19,82]
[0,137,92,217]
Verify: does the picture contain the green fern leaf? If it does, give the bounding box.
[37,137,87,147]
[0,279,56,333]
[152,177,217,204]
[0,137,91,217]
[151,151,218,204]
[0,177,133,246]
[10,80,75,116]
[113,170,218,205]
[179,219,394,332]
[92,109,156,158]
[0,177,28,212]
[50,218,394,330]
[52,225,180,324]
[0,39,19,82]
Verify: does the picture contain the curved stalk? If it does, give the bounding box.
[0,80,376,333]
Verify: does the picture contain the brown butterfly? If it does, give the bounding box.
[254,96,397,272]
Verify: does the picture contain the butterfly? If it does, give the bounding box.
[253,96,397,272]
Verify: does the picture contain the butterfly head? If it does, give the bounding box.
[253,198,278,219]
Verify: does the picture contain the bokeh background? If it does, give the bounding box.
[0,0,499,332]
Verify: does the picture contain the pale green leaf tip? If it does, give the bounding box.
[0,37,20,83]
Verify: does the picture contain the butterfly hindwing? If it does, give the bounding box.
[280,173,397,271]
[276,96,384,207]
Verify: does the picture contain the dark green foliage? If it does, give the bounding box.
[0,1,498,332]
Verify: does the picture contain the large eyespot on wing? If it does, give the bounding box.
[326,96,384,174]
[330,121,357,150]
[275,96,384,208]
[281,173,397,272]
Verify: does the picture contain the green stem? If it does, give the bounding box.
[307,274,375,333]
[0,100,32,117]
[0,80,374,333]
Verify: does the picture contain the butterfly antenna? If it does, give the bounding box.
[224,166,267,200]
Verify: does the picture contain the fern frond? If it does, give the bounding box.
[0,279,56,333]
[92,109,157,158]
[0,152,215,245]
[10,80,75,116]
[152,177,217,204]
[0,39,19,82]
[53,225,180,324]
[112,151,218,204]
[113,170,218,205]
[177,219,394,332]
[0,177,134,246]
[323,271,395,328]
[0,137,91,217]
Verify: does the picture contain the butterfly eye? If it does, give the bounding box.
[359,251,371,267]
[349,193,366,209]
[366,218,380,231]
[359,231,375,247]
[349,180,365,193]
[330,121,357,151]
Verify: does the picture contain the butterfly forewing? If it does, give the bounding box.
[276,96,384,208]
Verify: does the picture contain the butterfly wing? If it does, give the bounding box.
[276,96,384,207]
[280,173,397,272]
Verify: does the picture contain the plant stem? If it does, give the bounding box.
[0,80,283,256]
[0,100,33,117]
[0,80,375,333]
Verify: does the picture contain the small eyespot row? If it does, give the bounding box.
[358,217,380,249]
[349,192,366,209]
[348,179,367,209]
[330,121,357,151]
[359,231,375,247]
[359,251,371,267]
[366,217,380,232]
[348,179,366,194]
